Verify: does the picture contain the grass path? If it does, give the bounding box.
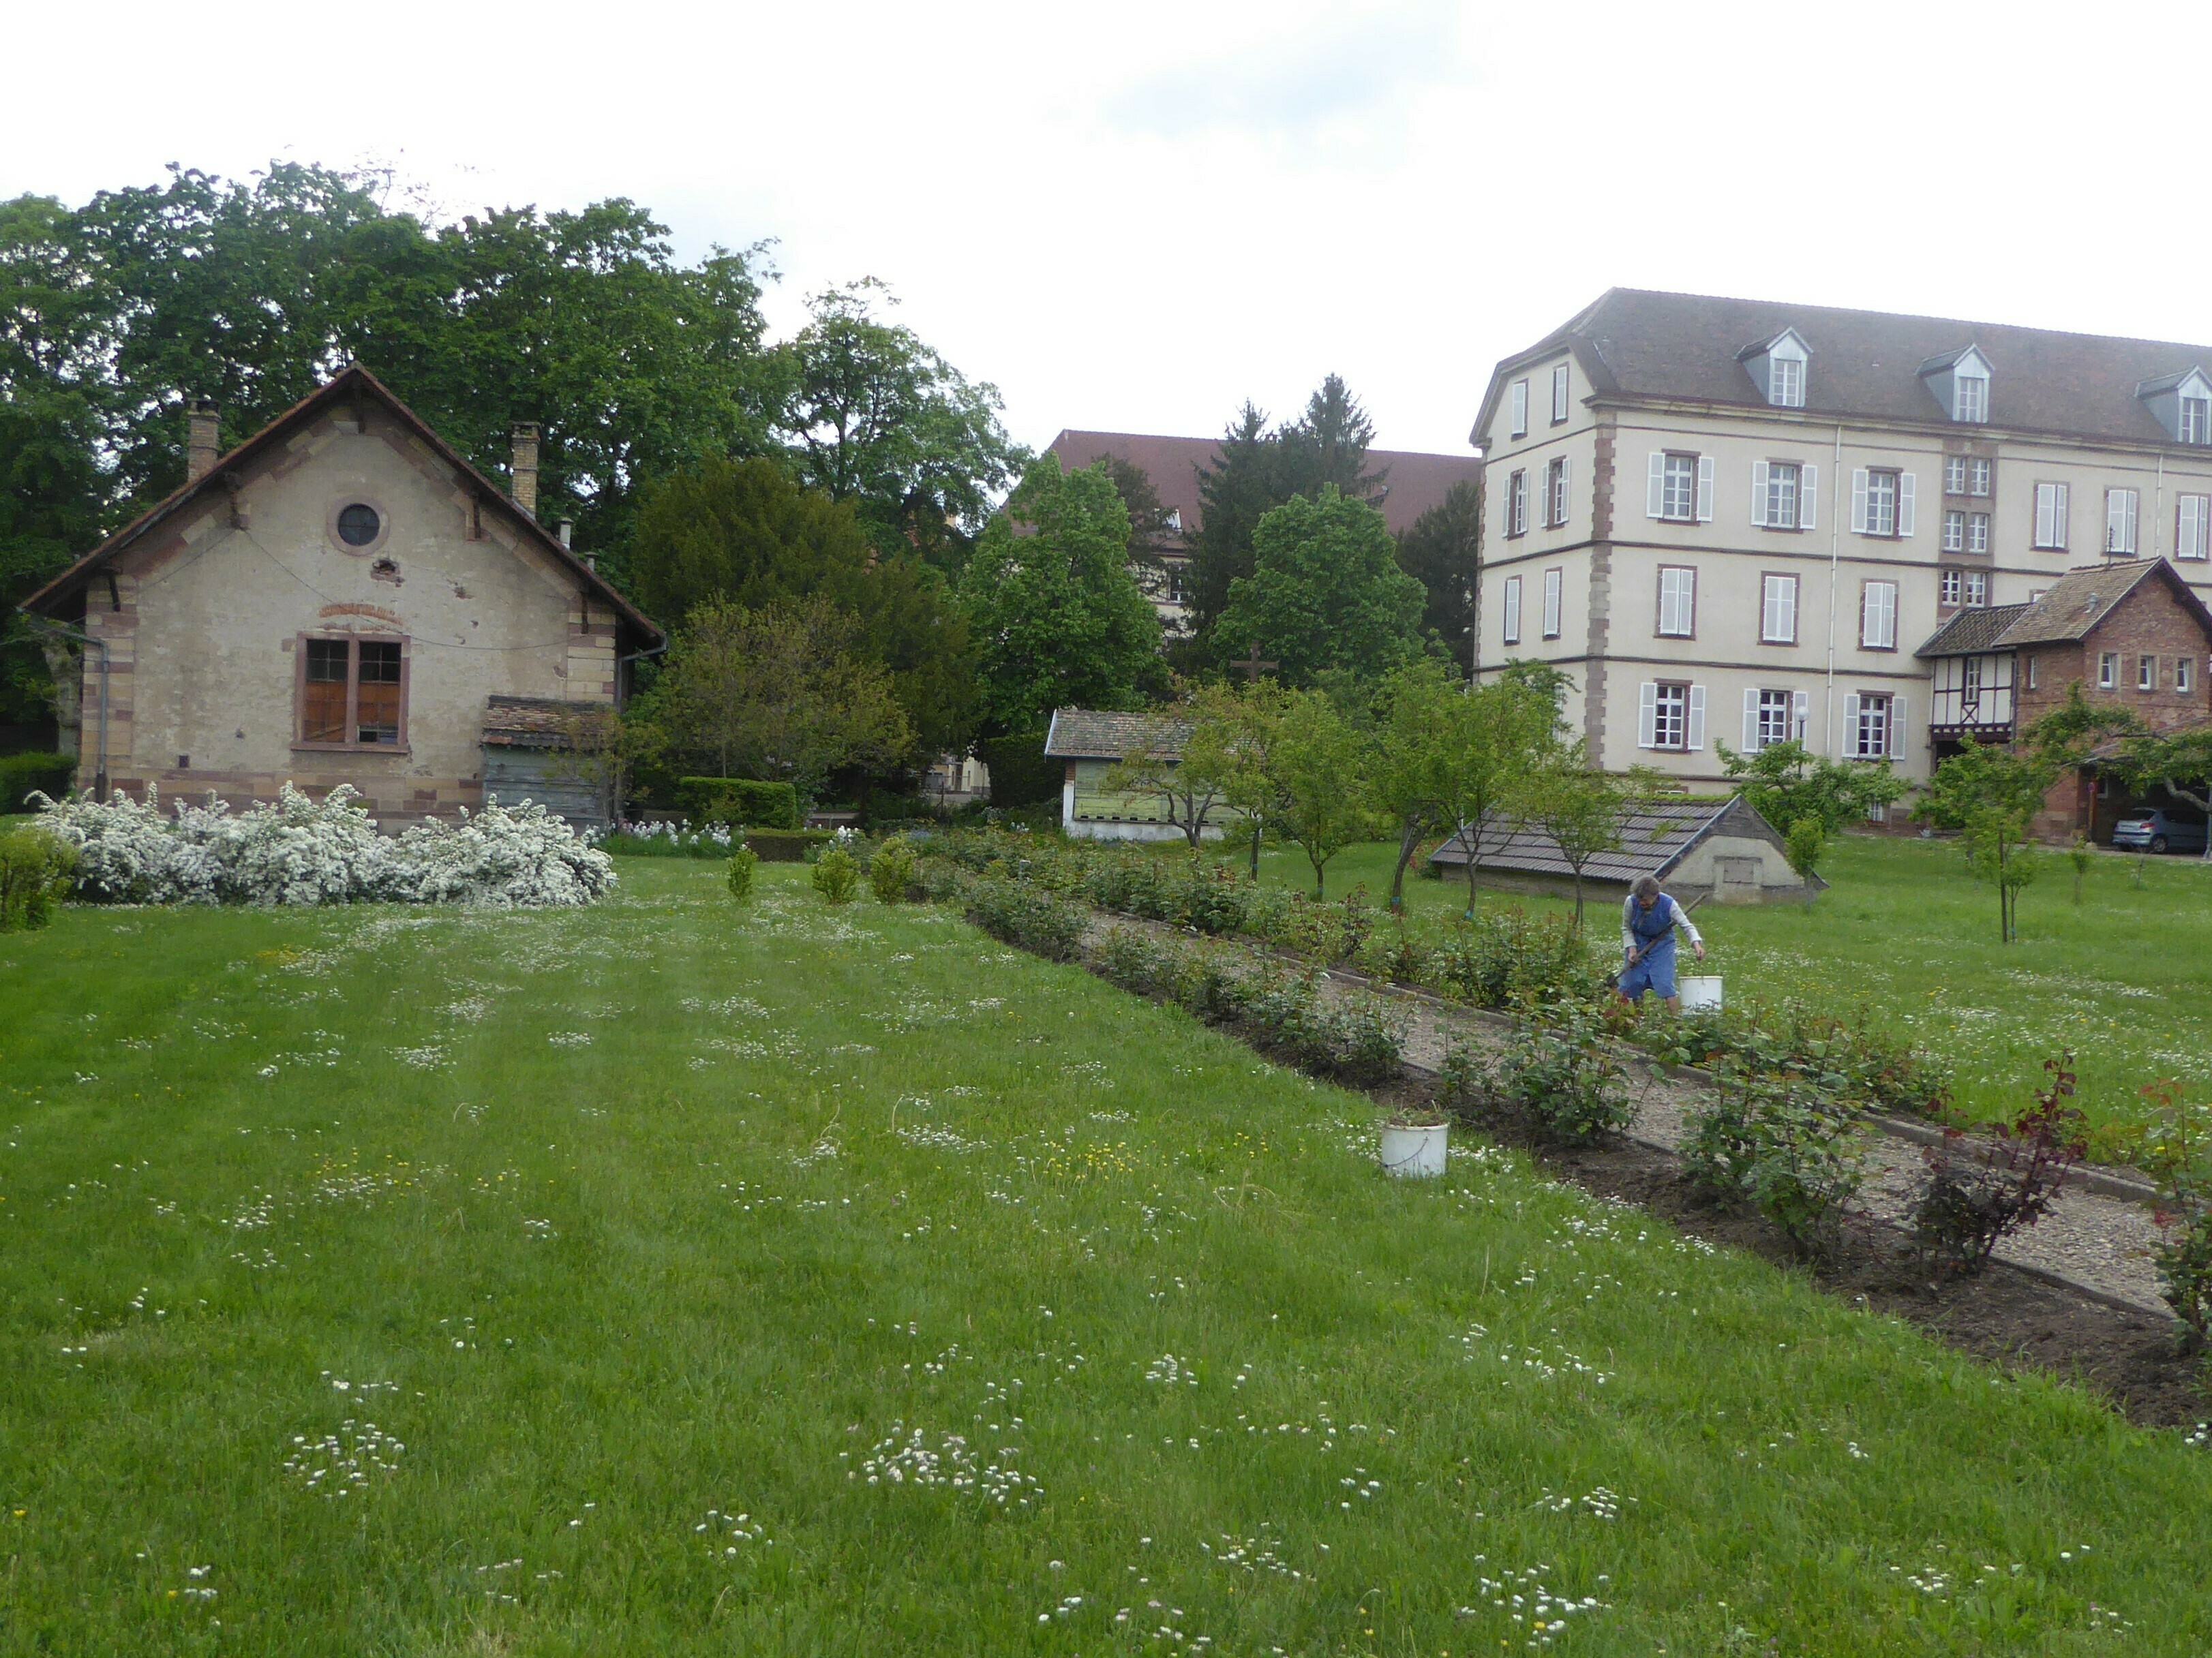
[1,862,2207,1654]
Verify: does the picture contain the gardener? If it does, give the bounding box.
[1617,874,1705,1013]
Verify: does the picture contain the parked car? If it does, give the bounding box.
[2111,809,2209,854]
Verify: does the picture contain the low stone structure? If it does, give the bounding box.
[1042,707,1230,842]
[1427,794,1821,904]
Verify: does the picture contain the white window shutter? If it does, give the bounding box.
[1647,453,1665,518]
[1898,472,1916,537]
[2055,482,2069,547]
[1890,695,1908,758]
[1686,685,1708,751]
[1637,682,1658,748]
[1561,457,1571,523]
[1779,578,1796,641]
[2125,490,2138,551]
[1751,461,1769,526]
[1801,464,1818,529]
[1842,692,1861,755]
[1696,456,1715,522]
[1851,468,1870,533]
[1743,688,1760,750]
[2035,485,2055,548]
[1792,689,1810,740]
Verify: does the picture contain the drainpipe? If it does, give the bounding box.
[27,617,110,798]
[1825,423,1843,759]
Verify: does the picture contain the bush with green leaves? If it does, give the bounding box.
[868,834,917,904]
[674,776,803,830]
[1428,907,1607,1011]
[1910,1051,2087,1276]
[811,844,860,905]
[2140,1079,2212,1347]
[1489,994,1633,1142]
[0,752,74,812]
[1635,997,1950,1121]
[725,845,758,901]
[0,825,76,932]
[1436,1039,1495,1120]
[964,876,1086,962]
[1684,1060,1868,1255]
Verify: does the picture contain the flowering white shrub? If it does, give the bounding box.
[28,784,615,908]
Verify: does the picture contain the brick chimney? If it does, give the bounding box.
[510,423,540,519]
[187,400,221,482]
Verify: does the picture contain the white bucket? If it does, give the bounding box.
[1679,974,1724,1013]
[1379,1121,1449,1178]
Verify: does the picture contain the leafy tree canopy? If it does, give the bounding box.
[1214,486,1426,686]
[960,459,1160,737]
[1396,476,1481,657]
[1715,738,1906,835]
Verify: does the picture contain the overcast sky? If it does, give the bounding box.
[12,1,2212,460]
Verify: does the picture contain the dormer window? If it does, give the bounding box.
[2185,396,2211,444]
[1953,374,1988,423]
[2135,367,2212,444]
[1920,345,1993,425]
[1738,328,1809,408]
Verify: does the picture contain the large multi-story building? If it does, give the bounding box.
[1471,290,2212,788]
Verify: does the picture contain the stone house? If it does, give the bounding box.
[1428,795,1821,905]
[18,365,663,828]
[1916,557,2212,840]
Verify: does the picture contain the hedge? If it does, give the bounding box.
[744,829,834,862]
[0,753,74,812]
[673,777,802,830]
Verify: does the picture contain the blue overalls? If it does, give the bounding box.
[1620,896,1681,1001]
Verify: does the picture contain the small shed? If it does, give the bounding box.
[1427,794,1821,904]
[1043,707,1228,842]
[480,696,613,830]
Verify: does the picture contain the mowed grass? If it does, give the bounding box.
[1218,833,2212,1144]
[1,862,2209,1655]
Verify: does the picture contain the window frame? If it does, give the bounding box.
[1860,579,1898,651]
[1509,379,1529,439]
[1659,452,1699,522]
[1967,511,1990,554]
[1656,565,1698,639]
[1541,567,1563,640]
[1759,459,1802,529]
[2179,656,2196,694]
[2106,487,2140,556]
[1862,468,1900,538]
[1506,468,1528,537]
[1501,574,1523,645]
[1853,692,1893,760]
[1964,570,1988,607]
[1545,456,1569,527]
[1651,681,1691,751]
[1942,510,1965,553]
[1755,688,1796,749]
[1769,356,1804,408]
[2184,395,2211,445]
[2033,481,2070,550]
[1969,457,1992,496]
[1939,568,1963,607]
[293,630,410,752]
[1759,572,1798,645]
[2098,651,2119,690]
[1944,456,1967,496]
[1550,363,1570,425]
[1954,375,1988,423]
[2139,654,2159,692]
[2179,493,2211,560]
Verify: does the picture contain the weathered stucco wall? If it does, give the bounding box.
[80,408,618,822]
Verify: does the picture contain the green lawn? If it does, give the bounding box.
[3,861,2209,1654]
[1213,833,2212,1146]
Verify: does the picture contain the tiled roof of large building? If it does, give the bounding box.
[1482,288,2212,448]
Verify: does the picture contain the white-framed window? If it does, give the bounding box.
[1954,375,1988,422]
[2098,650,2119,689]
[2180,493,2210,559]
[1509,379,1528,439]
[1753,461,1810,529]
[1502,574,1523,645]
[1968,512,1990,553]
[1943,510,1965,553]
[1970,458,1992,496]
[2180,656,2197,694]
[2033,481,2070,550]
[1542,568,1563,639]
[1850,692,1894,758]
[1639,681,1701,751]
[1945,456,1967,495]
[2185,395,2211,445]
[1551,363,1570,423]
[1507,469,1528,536]
[2026,654,2039,690]
[2140,655,2159,692]
[1965,570,1987,607]
[1851,467,1913,537]
[1545,457,1570,527]
[1652,452,1701,521]
[1753,688,1798,749]
[2106,488,2139,555]
[1860,580,1898,649]
[1761,572,1798,643]
[1657,566,1697,637]
[1940,568,1963,606]
[1770,356,1804,408]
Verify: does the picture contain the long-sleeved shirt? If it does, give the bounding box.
[1622,893,1702,960]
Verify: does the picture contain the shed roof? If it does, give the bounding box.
[1428,794,1815,888]
[1043,707,1190,761]
[1915,602,2033,658]
[481,696,613,749]
[1475,287,2212,448]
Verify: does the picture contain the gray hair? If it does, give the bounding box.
[1631,875,1662,902]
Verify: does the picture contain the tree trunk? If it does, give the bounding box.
[1247,817,1262,880]
[1310,849,1327,900]
[1804,872,1815,908]
[1571,870,1584,930]
[1389,816,1421,912]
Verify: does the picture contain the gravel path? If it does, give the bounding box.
[1081,915,2170,1315]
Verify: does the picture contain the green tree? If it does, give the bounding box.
[1185,677,1296,879]
[652,597,913,799]
[2113,727,2212,862]
[776,279,1026,575]
[960,459,1161,736]
[626,455,976,758]
[1916,736,2052,943]
[1099,681,1239,854]
[1214,486,1425,686]
[1262,689,1375,897]
[1715,738,1906,833]
[1440,672,1564,917]
[1395,477,1482,661]
[1784,816,1827,908]
[1366,660,1466,911]
[1521,751,1658,928]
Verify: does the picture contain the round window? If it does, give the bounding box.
[336,503,382,547]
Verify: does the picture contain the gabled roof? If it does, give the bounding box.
[1994,559,2212,647]
[1915,343,1988,375]
[1427,794,1819,889]
[2134,365,2212,397]
[18,364,663,647]
[1915,602,2033,658]
[1043,707,1190,761]
[1473,288,2212,448]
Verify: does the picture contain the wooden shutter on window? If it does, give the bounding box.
[1638,683,1658,748]
[1851,469,1870,534]
[1801,464,1817,529]
[1890,696,1908,758]
[1742,688,1760,750]
[1778,577,1796,641]
[1842,691,1862,756]
[1559,457,1571,524]
[1686,685,1707,751]
[2035,484,2055,547]
[1695,456,1714,523]
[1647,453,1666,518]
[1898,472,1916,537]
[1792,690,1809,740]
[1751,461,1769,525]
